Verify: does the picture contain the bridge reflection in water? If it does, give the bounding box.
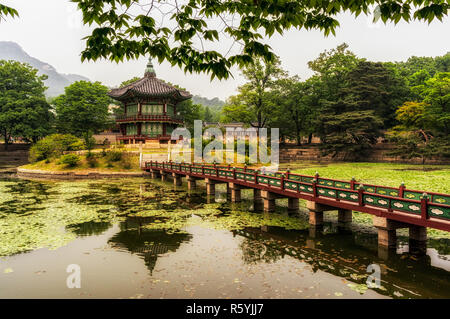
[233,225,450,299]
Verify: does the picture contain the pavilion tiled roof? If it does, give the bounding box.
[108,60,192,102]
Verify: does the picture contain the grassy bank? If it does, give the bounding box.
[22,152,141,173]
[286,162,450,194]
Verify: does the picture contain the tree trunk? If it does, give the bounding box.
[308,133,313,144]
[3,129,9,151]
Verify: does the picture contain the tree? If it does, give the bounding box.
[71,0,448,79]
[387,101,449,164]
[203,106,213,122]
[308,43,362,103]
[0,60,53,149]
[420,72,450,135]
[54,81,113,144]
[387,72,450,164]
[316,61,403,159]
[270,76,320,145]
[119,76,141,87]
[221,56,286,129]
[0,4,18,21]
[340,61,410,128]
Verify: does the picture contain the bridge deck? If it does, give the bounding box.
[144,161,450,232]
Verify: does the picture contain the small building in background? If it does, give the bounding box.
[108,59,192,147]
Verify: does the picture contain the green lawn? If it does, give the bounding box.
[286,162,450,194]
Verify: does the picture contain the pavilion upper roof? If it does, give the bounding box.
[108,59,192,102]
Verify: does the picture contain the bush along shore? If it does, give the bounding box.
[19,133,148,179]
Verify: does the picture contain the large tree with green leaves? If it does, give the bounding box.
[69,0,448,80]
[221,56,286,129]
[0,3,18,21]
[387,72,450,163]
[54,81,113,144]
[0,60,53,149]
[269,76,320,145]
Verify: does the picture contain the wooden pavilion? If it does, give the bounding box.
[109,59,192,146]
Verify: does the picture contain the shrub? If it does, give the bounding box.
[87,156,98,168]
[58,154,80,167]
[106,150,122,162]
[29,134,85,162]
[119,152,132,169]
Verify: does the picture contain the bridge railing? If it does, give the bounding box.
[145,161,450,221]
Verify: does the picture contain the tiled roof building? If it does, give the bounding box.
[109,59,192,146]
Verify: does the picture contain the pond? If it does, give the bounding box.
[0,177,449,299]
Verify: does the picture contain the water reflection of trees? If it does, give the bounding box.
[68,221,112,237]
[240,239,282,264]
[108,217,192,274]
[235,226,450,298]
[0,179,56,215]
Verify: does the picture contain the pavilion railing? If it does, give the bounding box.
[115,114,183,123]
[145,161,450,222]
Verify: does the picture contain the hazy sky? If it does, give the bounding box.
[1,0,449,100]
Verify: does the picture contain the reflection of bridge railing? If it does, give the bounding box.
[144,161,450,232]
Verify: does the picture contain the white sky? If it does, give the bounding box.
[1,0,449,100]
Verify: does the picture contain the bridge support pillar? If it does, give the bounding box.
[306,201,327,226]
[172,173,182,186]
[150,169,160,179]
[160,171,168,182]
[288,198,299,214]
[309,211,323,226]
[253,189,263,211]
[261,190,276,213]
[206,183,215,196]
[187,176,197,190]
[228,183,241,203]
[338,209,352,226]
[227,183,232,200]
[409,225,427,254]
[373,216,400,249]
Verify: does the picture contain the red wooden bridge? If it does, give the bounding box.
[144,161,450,253]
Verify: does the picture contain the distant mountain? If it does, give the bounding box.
[0,41,90,97]
[192,95,225,110]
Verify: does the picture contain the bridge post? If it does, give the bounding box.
[306,201,324,226]
[338,209,352,227]
[373,216,398,249]
[409,225,427,254]
[253,189,263,211]
[261,190,276,213]
[150,169,160,179]
[187,176,196,190]
[288,198,299,214]
[227,183,232,200]
[160,171,168,182]
[205,178,215,196]
[172,172,182,186]
[228,183,241,203]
